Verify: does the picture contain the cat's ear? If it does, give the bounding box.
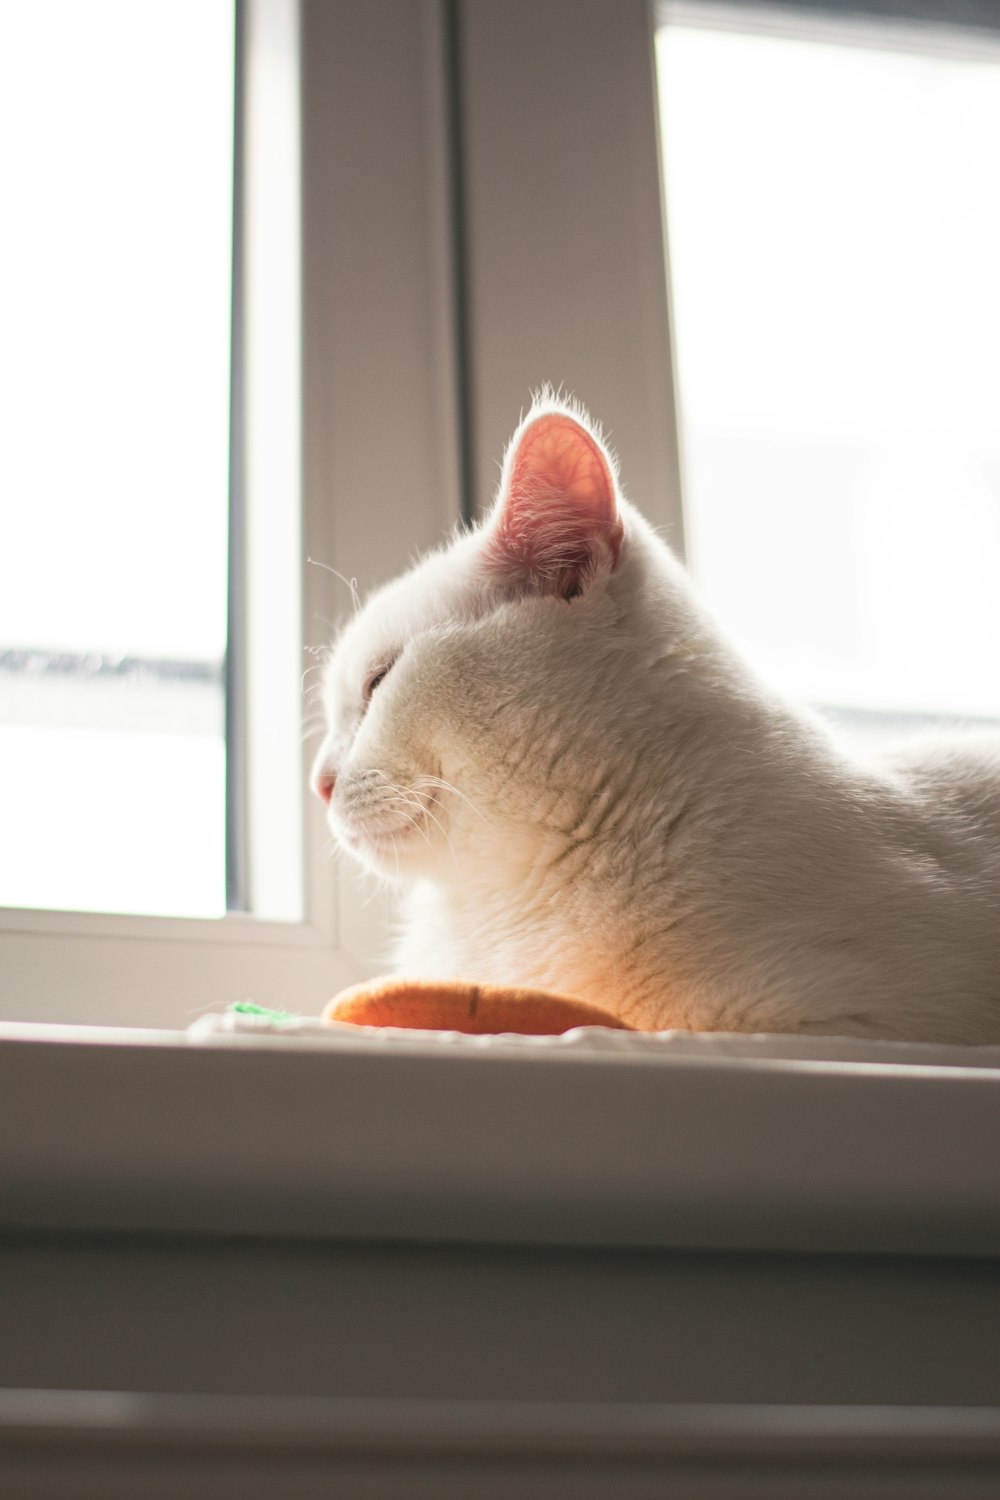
[484,407,624,598]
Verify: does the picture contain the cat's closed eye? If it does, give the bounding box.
[364,660,395,703]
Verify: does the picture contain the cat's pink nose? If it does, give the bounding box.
[313,769,336,805]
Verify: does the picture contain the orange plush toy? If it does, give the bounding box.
[323,977,634,1035]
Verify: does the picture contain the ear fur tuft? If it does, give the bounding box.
[484,391,623,598]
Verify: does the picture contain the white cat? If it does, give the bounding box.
[312,392,1000,1043]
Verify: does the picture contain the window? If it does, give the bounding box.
[3,0,997,1030]
[0,1,234,919]
[656,1,1000,736]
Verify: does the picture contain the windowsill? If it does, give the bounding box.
[3,1018,1000,1257]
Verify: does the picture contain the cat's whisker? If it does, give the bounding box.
[381,797,425,833]
[369,773,462,868]
[370,773,427,817]
[307,557,360,614]
[371,777,419,810]
[385,784,460,868]
[409,779,481,869]
[406,791,451,843]
[413,774,488,824]
[355,775,432,850]
[382,795,438,852]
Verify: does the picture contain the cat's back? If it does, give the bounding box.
[874,730,1000,848]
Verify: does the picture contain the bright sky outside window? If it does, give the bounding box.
[0,0,235,917]
[657,9,1000,726]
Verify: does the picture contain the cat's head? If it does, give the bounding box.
[310,393,672,881]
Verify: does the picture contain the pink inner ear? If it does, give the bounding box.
[488,413,623,597]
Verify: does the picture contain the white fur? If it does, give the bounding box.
[312,393,1000,1042]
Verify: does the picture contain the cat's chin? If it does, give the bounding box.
[335,817,426,879]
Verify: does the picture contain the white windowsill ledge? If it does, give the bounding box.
[3,1018,1000,1258]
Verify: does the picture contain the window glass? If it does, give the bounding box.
[657,9,1000,730]
[0,0,234,915]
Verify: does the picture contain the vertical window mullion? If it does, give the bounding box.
[226,0,250,913]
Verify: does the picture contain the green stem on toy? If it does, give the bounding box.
[230,1001,300,1023]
